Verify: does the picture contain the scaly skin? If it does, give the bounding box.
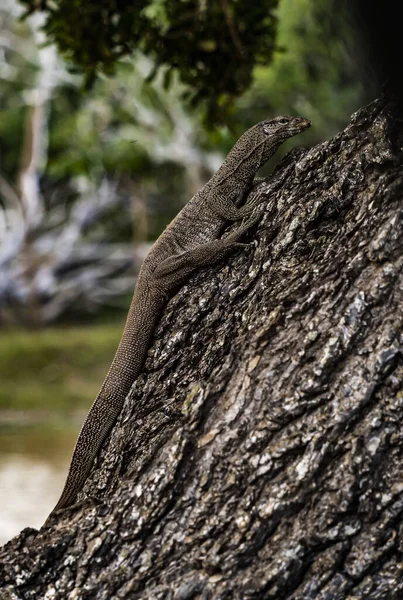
[46,116,311,522]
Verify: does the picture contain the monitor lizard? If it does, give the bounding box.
[45,115,310,523]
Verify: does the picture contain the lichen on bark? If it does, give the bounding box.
[1,97,403,600]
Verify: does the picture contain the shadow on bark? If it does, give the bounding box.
[1,97,403,600]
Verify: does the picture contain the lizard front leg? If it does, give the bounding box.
[206,191,264,221]
[154,212,260,281]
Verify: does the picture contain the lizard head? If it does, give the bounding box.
[241,116,311,170]
[261,116,311,141]
[215,115,311,185]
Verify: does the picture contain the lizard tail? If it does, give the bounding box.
[45,284,164,524]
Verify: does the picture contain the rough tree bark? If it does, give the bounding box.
[1,97,403,599]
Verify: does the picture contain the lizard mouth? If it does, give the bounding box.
[293,117,311,132]
[282,118,311,138]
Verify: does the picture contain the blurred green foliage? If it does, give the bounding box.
[20,0,280,121]
[236,0,366,144]
[2,0,365,212]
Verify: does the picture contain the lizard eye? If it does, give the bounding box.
[263,118,288,135]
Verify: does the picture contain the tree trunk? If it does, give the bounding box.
[1,97,403,600]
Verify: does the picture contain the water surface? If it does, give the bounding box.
[0,420,80,545]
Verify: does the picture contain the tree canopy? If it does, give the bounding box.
[20,0,280,119]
